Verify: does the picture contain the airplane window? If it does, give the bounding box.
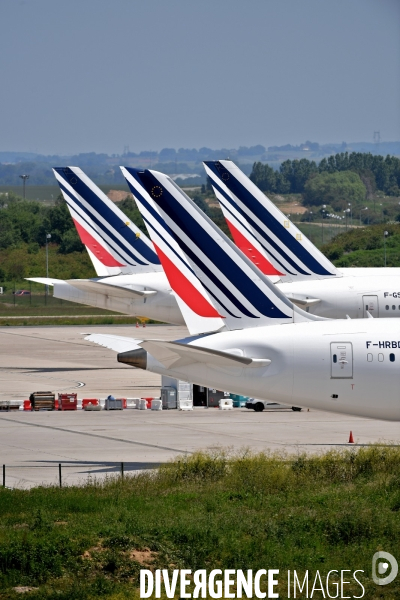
[390,354,395,362]
[333,354,337,363]
[378,353,384,362]
[393,305,396,310]
[367,353,373,362]
[386,305,389,310]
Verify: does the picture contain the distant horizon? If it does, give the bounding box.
[1,139,400,161]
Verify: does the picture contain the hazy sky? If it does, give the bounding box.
[1,0,399,155]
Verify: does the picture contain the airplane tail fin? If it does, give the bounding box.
[52,167,162,277]
[204,160,340,282]
[121,166,319,335]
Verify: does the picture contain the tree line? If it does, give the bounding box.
[0,193,148,254]
[250,152,400,198]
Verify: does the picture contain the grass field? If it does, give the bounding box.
[0,447,399,599]
[0,185,131,203]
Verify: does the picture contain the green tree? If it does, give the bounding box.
[250,162,277,192]
[303,171,366,210]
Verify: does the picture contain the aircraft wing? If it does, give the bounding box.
[84,333,143,353]
[141,340,271,369]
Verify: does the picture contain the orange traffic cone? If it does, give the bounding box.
[348,431,354,443]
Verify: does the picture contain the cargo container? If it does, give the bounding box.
[29,391,55,411]
[58,393,78,411]
[161,387,177,409]
[104,397,123,410]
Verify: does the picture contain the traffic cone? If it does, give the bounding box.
[348,431,354,443]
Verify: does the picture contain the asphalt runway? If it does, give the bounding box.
[0,324,399,488]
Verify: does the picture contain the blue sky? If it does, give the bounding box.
[1,0,399,154]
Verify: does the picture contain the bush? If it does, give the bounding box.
[303,171,366,210]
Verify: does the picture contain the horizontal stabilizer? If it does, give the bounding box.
[84,333,142,353]
[25,277,63,286]
[141,339,271,369]
[67,279,157,299]
[289,296,321,308]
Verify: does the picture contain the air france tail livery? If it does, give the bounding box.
[205,160,400,319]
[121,166,323,335]
[53,167,161,276]
[28,167,184,325]
[87,169,400,421]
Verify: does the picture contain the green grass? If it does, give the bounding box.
[0,447,399,598]
[0,185,131,203]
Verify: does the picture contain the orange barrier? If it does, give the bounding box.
[142,397,153,409]
[82,398,99,409]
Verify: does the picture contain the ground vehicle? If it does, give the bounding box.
[245,399,302,412]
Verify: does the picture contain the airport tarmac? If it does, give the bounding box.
[0,324,399,488]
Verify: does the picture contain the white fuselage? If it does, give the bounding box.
[143,318,400,421]
[53,267,400,324]
[280,268,400,319]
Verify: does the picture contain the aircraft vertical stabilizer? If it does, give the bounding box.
[122,167,320,334]
[52,167,162,277]
[204,160,340,282]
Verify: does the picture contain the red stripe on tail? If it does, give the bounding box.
[73,219,125,267]
[154,244,224,318]
[226,219,284,276]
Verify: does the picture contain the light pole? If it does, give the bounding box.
[45,233,51,297]
[384,230,389,267]
[19,174,29,199]
[361,207,369,225]
[321,204,326,244]
[380,203,383,222]
[348,202,352,227]
[343,209,350,231]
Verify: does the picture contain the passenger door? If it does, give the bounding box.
[363,295,379,318]
[331,343,353,378]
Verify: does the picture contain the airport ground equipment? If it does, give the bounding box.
[0,400,20,411]
[219,398,233,410]
[84,403,101,411]
[58,393,78,411]
[178,397,193,410]
[82,399,99,409]
[151,399,163,410]
[29,391,55,411]
[138,399,148,410]
[104,397,123,410]
[230,394,249,407]
[126,398,139,408]
[161,387,177,409]
[245,398,300,412]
